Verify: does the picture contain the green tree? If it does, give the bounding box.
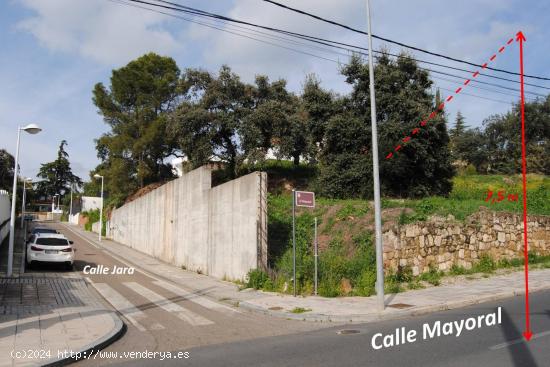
[170,66,252,177]
[92,53,181,198]
[450,111,468,140]
[36,140,82,199]
[301,74,335,160]
[318,112,372,198]
[319,53,454,198]
[0,149,15,191]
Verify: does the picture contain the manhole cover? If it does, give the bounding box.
[388,303,414,309]
[337,329,361,335]
[268,306,283,311]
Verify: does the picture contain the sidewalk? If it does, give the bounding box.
[62,223,550,324]
[0,227,124,367]
[0,220,27,276]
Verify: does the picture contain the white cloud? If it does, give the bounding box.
[17,0,182,65]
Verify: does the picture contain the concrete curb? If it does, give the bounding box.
[42,311,126,367]
[239,283,550,324]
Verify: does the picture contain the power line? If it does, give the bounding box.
[436,86,516,105]
[111,0,542,103]
[130,0,550,90]
[260,0,550,81]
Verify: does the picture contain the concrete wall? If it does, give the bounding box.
[383,208,550,275]
[82,196,102,212]
[109,166,267,280]
[68,213,80,225]
[0,190,11,244]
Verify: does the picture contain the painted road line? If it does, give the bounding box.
[59,224,100,249]
[92,283,148,332]
[61,223,237,315]
[489,329,550,350]
[152,279,239,315]
[123,282,214,326]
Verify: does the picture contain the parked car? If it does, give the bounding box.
[26,233,74,270]
[27,227,59,241]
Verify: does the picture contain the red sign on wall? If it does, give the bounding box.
[295,191,315,208]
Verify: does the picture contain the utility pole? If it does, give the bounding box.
[366,0,385,311]
[69,183,73,217]
[292,189,296,297]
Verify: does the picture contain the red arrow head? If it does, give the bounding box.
[516,31,527,42]
[523,330,533,341]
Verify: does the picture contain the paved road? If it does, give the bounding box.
[24,222,326,365]
[26,223,549,366]
[138,290,548,367]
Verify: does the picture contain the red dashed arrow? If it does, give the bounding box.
[385,33,516,159]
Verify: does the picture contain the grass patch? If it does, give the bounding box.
[290,307,312,314]
[419,266,443,286]
[263,174,548,298]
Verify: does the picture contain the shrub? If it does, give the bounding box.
[353,270,377,296]
[419,266,442,286]
[245,269,269,290]
[474,254,496,273]
[449,264,468,275]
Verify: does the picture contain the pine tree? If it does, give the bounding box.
[36,140,82,199]
[450,111,468,140]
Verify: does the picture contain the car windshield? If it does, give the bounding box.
[33,228,57,234]
[35,238,69,246]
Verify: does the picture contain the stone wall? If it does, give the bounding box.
[382,208,550,276]
[108,166,268,281]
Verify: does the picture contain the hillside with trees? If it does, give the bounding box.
[83,52,549,297]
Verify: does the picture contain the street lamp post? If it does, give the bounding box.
[93,174,104,242]
[53,194,58,214]
[69,183,73,217]
[7,123,42,276]
[20,178,32,229]
[366,0,385,311]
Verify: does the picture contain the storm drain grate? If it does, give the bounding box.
[337,329,361,335]
[268,306,283,311]
[388,303,414,309]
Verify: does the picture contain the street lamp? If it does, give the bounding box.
[53,194,58,213]
[7,123,42,276]
[93,174,104,242]
[366,0,385,311]
[20,178,33,229]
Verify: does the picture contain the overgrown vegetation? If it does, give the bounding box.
[81,209,106,236]
[241,172,550,298]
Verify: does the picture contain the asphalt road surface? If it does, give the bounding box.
[25,222,549,367]
[24,222,327,366]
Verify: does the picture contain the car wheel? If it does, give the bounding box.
[27,260,34,270]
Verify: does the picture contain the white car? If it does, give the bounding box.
[26,233,75,270]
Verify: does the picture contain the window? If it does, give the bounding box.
[35,238,70,246]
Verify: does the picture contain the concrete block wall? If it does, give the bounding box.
[0,190,11,244]
[109,166,268,280]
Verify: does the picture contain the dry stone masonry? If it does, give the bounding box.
[382,207,550,275]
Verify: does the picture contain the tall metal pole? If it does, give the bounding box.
[314,217,318,296]
[69,183,73,217]
[20,180,27,229]
[99,177,104,241]
[292,189,296,297]
[7,128,22,277]
[366,0,385,311]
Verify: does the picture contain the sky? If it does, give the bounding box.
[1,0,549,181]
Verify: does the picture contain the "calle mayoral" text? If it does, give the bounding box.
[371,307,502,350]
